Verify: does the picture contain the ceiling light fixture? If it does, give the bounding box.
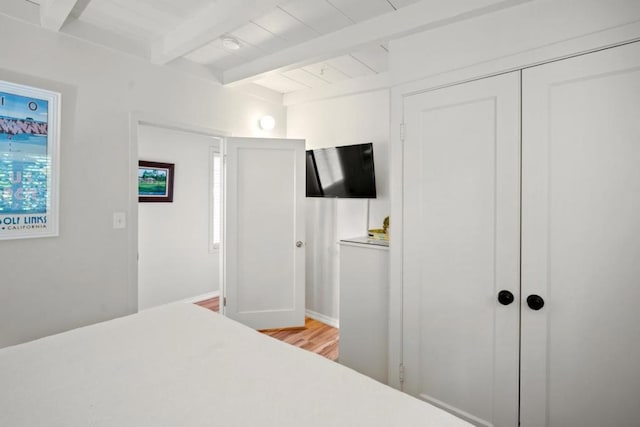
[222,37,241,50]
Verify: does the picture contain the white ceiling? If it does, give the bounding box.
[14,0,528,97]
[76,0,415,93]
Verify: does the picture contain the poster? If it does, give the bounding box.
[0,80,60,240]
[138,161,174,203]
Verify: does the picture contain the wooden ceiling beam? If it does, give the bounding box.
[222,0,532,85]
[40,0,84,31]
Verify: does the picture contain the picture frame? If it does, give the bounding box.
[138,161,174,203]
[0,80,61,240]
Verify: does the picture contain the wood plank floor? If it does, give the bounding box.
[195,296,219,312]
[195,297,339,361]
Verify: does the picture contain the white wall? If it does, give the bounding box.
[138,125,221,309]
[390,0,640,87]
[0,13,285,348]
[287,90,390,322]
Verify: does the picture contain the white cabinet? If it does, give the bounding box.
[339,238,389,383]
[401,41,640,426]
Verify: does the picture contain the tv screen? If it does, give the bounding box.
[306,142,377,198]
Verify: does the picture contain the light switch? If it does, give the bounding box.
[113,212,127,229]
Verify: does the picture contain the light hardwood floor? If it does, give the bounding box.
[195,297,339,361]
[195,296,219,312]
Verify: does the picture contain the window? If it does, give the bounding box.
[210,148,222,252]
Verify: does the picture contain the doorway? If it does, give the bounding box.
[131,116,308,331]
[136,121,224,310]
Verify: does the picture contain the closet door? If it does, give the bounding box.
[521,42,640,427]
[402,72,521,427]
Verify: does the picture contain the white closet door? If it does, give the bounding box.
[521,42,640,427]
[402,72,521,427]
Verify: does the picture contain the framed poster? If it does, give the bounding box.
[0,80,60,240]
[138,161,174,202]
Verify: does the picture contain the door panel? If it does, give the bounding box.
[521,42,640,427]
[402,72,521,427]
[223,137,305,330]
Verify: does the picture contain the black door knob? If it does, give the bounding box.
[497,290,514,305]
[527,294,545,311]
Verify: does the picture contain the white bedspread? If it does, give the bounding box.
[0,303,470,426]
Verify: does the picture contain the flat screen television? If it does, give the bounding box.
[306,142,377,198]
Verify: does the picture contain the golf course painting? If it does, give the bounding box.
[138,161,174,202]
[0,80,60,240]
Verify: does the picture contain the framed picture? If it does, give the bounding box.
[0,80,60,240]
[138,161,174,202]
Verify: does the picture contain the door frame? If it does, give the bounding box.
[389,34,640,389]
[129,112,229,312]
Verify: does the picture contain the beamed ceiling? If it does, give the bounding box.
[6,0,530,100]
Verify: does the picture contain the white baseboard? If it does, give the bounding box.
[180,290,220,304]
[306,309,339,329]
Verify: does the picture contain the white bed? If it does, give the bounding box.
[0,303,470,426]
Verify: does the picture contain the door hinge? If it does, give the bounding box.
[223,297,227,307]
[399,363,405,383]
[400,123,405,142]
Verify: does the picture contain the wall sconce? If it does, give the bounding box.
[258,115,275,131]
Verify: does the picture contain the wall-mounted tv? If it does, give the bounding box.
[306,142,376,198]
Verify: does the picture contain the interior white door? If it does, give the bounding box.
[402,72,521,427]
[520,42,640,427]
[222,137,305,330]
